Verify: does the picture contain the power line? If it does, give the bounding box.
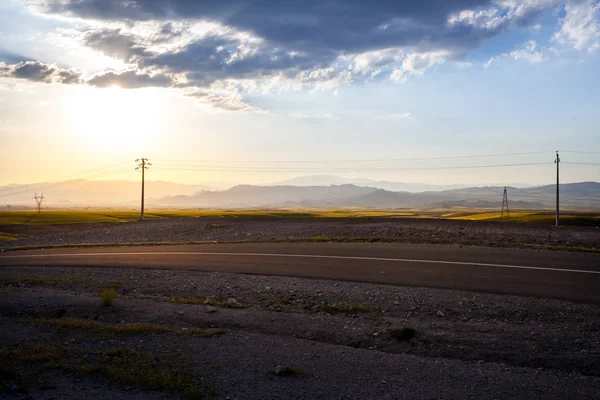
[563,162,600,166]
[561,151,600,154]
[0,167,133,198]
[153,151,552,164]
[153,162,552,173]
[0,161,132,195]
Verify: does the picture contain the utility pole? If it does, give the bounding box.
[135,158,151,221]
[33,192,45,213]
[500,186,510,222]
[555,151,560,227]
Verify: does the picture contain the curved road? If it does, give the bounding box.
[1,243,599,303]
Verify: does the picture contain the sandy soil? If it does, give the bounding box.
[2,217,599,251]
[1,266,599,399]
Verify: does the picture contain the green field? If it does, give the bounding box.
[0,209,598,225]
[1,208,598,244]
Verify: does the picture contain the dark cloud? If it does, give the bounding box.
[84,29,150,62]
[0,61,82,84]
[33,0,562,89]
[142,36,335,86]
[87,70,174,88]
[39,1,498,54]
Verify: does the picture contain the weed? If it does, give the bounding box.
[186,328,224,338]
[205,223,222,229]
[99,288,118,307]
[390,327,417,341]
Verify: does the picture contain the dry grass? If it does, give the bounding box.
[186,328,225,338]
[0,273,90,287]
[0,344,208,398]
[167,296,244,308]
[273,365,312,377]
[316,301,376,315]
[23,318,170,335]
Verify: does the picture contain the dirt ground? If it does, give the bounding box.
[2,216,599,251]
[1,266,599,399]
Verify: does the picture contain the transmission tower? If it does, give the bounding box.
[135,158,151,221]
[33,192,45,214]
[500,187,509,222]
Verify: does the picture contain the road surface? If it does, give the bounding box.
[1,243,599,303]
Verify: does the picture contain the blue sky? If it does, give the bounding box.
[0,0,599,187]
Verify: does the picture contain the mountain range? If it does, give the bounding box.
[1,178,598,210]
[154,182,600,210]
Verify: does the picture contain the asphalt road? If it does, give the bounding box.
[1,243,599,303]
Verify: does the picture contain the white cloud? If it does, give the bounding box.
[390,51,450,83]
[485,40,546,67]
[553,0,600,51]
[287,112,339,120]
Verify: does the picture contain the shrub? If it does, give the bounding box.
[99,289,118,307]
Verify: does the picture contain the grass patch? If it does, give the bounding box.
[0,344,208,398]
[23,318,170,336]
[390,327,417,341]
[99,288,118,307]
[186,328,225,338]
[273,365,312,377]
[0,344,70,392]
[0,273,91,287]
[315,301,376,315]
[167,296,244,308]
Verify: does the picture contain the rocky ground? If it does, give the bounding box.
[2,217,599,251]
[1,266,599,399]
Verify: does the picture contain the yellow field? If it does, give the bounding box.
[0,209,598,227]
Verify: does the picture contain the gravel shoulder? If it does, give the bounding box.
[1,266,599,399]
[2,216,599,252]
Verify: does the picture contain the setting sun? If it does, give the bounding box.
[68,85,163,150]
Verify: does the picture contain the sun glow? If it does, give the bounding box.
[68,86,164,151]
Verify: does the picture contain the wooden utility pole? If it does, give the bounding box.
[135,158,151,221]
[555,151,560,227]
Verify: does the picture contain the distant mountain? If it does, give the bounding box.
[154,182,600,209]
[2,177,598,210]
[272,175,533,192]
[0,180,212,206]
[156,184,377,207]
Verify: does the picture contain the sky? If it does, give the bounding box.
[0,0,599,188]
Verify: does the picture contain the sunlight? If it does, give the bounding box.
[68,86,163,151]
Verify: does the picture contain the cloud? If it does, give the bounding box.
[12,1,597,112]
[87,70,174,88]
[390,51,451,82]
[84,29,150,62]
[185,90,265,112]
[29,0,562,90]
[287,112,339,120]
[484,40,545,67]
[553,0,600,51]
[0,61,82,84]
